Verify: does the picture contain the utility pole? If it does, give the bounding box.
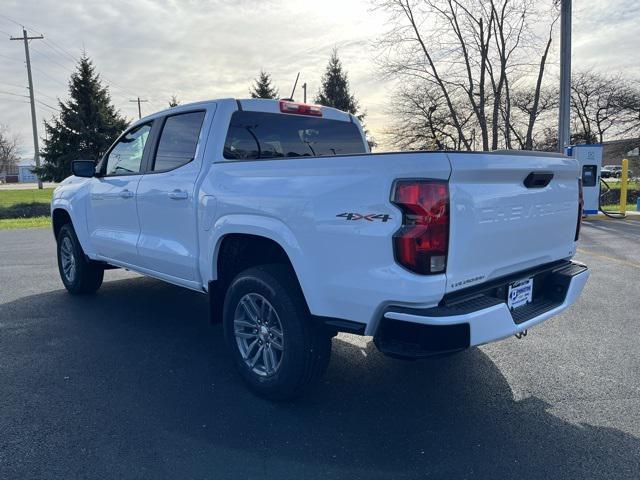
[302,82,307,103]
[129,97,148,119]
[11,28,44,189]
[558,0,572,153]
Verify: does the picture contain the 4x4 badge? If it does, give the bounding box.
[336,213,392,222]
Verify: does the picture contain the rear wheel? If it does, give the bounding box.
[56,223,104,294]
[223,265,331,400]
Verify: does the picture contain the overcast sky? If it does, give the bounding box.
[1,0,638,158]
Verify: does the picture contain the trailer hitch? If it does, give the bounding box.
[515,329,528,339]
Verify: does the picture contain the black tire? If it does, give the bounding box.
[56,223,104,294]
[223,264,331,400]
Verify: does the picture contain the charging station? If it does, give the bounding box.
[566,144,603,215]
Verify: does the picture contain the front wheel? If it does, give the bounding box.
[57,223,104,294]
[223,265,332,400]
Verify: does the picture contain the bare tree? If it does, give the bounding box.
[617,84,640,138]
[386,81,475,150]
[509,87,558,149]
[0,126,20,181]
[570,71,640,143]
[571,71,621,143]
[374,0,559,150]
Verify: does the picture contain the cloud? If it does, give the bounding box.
[0,0,637,158]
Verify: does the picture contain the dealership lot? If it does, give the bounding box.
[1,221,639,480]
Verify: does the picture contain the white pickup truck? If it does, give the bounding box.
[52,98,589,399]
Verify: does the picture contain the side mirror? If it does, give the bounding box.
[72,160,96,178]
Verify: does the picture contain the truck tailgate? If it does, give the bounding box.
[446,152,579,293]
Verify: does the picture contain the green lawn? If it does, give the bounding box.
[602,180,639,190]
[0,216,51,230]
[601,204,638,212]
[0,187,54,207]
[0,188,54,226]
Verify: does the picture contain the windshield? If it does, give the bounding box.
[223,111,366,160]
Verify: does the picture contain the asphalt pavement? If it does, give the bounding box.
[1,220,639,479]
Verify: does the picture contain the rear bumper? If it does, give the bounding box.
[375,260,589,358]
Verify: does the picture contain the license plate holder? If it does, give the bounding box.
[508,278,533,310]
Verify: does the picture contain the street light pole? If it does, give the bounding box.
[558,0,572,153]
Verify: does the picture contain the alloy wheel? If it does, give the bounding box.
[233,293,284,377]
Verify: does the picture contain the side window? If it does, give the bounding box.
[153,111,205,171]
[223,125,261,160]
[105,123,151,176]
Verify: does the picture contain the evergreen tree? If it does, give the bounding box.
[249,70,279,99]
[315,49,375,148]
[168,95,180,107]
[34,55,128,181]
[315,49,360,115]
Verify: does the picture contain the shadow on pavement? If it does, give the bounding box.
[1,277,638,479]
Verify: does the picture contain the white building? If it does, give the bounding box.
[18,161,39,183]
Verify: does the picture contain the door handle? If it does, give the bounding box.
[167,189,188,200]
[119,189,134,199]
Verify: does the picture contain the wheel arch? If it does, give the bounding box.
[51,201,96,258]
[52,207,72,239]
[206,220,314,323]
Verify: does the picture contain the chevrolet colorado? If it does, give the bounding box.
[51,98,589,399]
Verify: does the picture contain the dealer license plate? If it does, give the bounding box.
[507,278,533,310]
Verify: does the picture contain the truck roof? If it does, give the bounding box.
[131,98,354,127]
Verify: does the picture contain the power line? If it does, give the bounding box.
[0,89,29,98]
[0,13,25,28]
[3,14,149,107]
[41,38,75,62]
[38,34,140,99]
[0,97,30,105]
[35,98,60,112]
[0,52,23,63]
[42,38,78,64]
[29,43,75,74]
[0,15,78,71]
[31,65,69,88]
[34,89,61,103]
[0,80,27,90]
[30,56,137,110]
[100,73,140,99]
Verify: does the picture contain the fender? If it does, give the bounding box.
[51,192,97,258]
[201,213,319,311]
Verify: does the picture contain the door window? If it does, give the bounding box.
[105,123,152,175]
[153,111,205,171]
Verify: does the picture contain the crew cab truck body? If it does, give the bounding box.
[52,98,589,399]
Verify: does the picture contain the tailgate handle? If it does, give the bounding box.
[523,172,553,189]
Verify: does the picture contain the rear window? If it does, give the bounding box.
[223,111,366,160]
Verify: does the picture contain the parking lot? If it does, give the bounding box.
[1,220,639,480]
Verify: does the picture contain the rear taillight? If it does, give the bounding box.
[575,178,584,241]
[279,100,322,116]
[391,180,449,274]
